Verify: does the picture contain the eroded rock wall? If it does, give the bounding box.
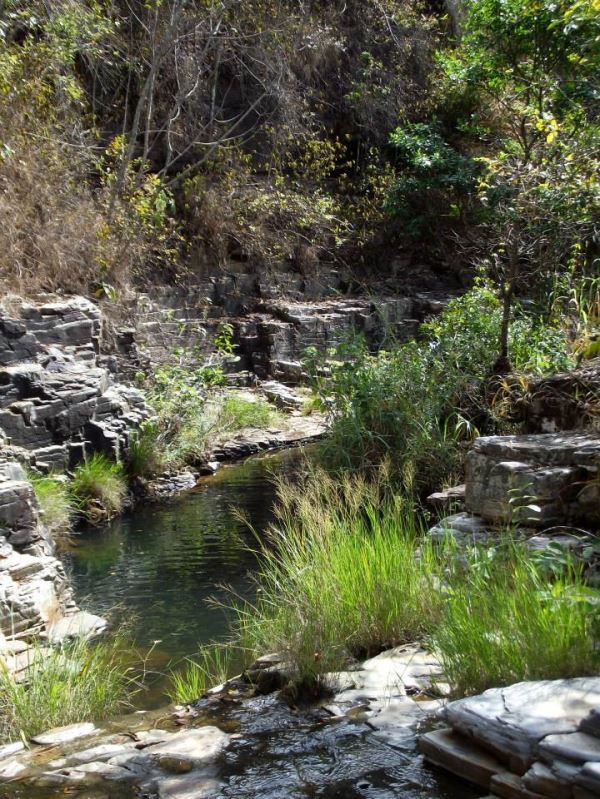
[0,295,149,655]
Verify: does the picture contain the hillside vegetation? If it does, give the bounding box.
[2,0,595,299]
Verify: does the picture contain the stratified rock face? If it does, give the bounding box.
[465,432,600,526]
[0,296,149,468]
[0,295,146,652]
[419,678,600,798]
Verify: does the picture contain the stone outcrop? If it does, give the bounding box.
[0,716,229,795]
[0,296,149,469]
[0,458,105,659]
[420,678,600,798]
[108,286,453,383]
[465,432,600,527]
[0,295,150,660]
[518,357,600,433]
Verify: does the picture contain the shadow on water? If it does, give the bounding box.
[63,448,302,707]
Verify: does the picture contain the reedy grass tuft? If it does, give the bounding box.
[167,644,237,704]
[235,469,446,691]
[431,540,600,696]
[71,454,127,522]
[127,421,166,478]
[231,470,600,697]
[217,395,278,432]
[28,471,74,535]
[0,635,138,743]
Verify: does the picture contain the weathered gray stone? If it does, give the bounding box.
[418,728,504,788]
[32,722,97,746]
[444,679,600,773]
[522,760,571,799]
[465,433,600,526]
[576,761,600,793]
[539,731,600,764]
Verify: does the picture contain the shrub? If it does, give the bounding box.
[28,472,74,536]
[127,422,166,479]
[234,473,600,697]
[0,636,137,743]
[309,284,573,492]
[71,455,127,522]
[432,540,600,695]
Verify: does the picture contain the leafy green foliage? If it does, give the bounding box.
[388,122,479,236]
[309,285,572,491]
[218,396,278,432]
[433,539,600,695]
[28,472,74,536]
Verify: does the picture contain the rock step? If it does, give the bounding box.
[418,728,505,789]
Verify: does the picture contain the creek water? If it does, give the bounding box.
[64,449,297,707]
[52,449,482,799]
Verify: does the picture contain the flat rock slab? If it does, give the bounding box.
[32,722,97,746]
[444,678,600,772]
[145,726,229,770]
[47,610,107,643]
[539,731,600,764]
[418,728,505,788]
[158,773,222,799]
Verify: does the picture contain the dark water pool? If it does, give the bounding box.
[63,448,300,706]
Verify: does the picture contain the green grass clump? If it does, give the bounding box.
[168,644,237,704]
[0,636,137,743]
[127,421,166,478]
[236,470,445,690]
[232,470,600,697]
[432,541,600,696]
[28,472,74,535]
[71,454,127,522]
[217,395,278,431]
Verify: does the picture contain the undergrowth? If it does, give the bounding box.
[432,539,600,695]
[28,472,74,536]
[223,471,600,698]
[308,283,574,493]
[0,635,138,743]
[168,645,238,704]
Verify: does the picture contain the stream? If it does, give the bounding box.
[48,450,481,799]
[64,449,298,707]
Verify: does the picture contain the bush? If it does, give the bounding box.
[71,455,127,522]
[432,540,600,695]
[217,395,278,432]
[234,473,600,697]
[0,636,137,743]
[310,284,573,492]
[28,472,74,536]
[127,422,166,479]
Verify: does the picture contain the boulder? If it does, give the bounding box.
[465,433,600,526]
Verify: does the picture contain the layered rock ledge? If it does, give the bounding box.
[0,295,152,662]
[420,678,600,799]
